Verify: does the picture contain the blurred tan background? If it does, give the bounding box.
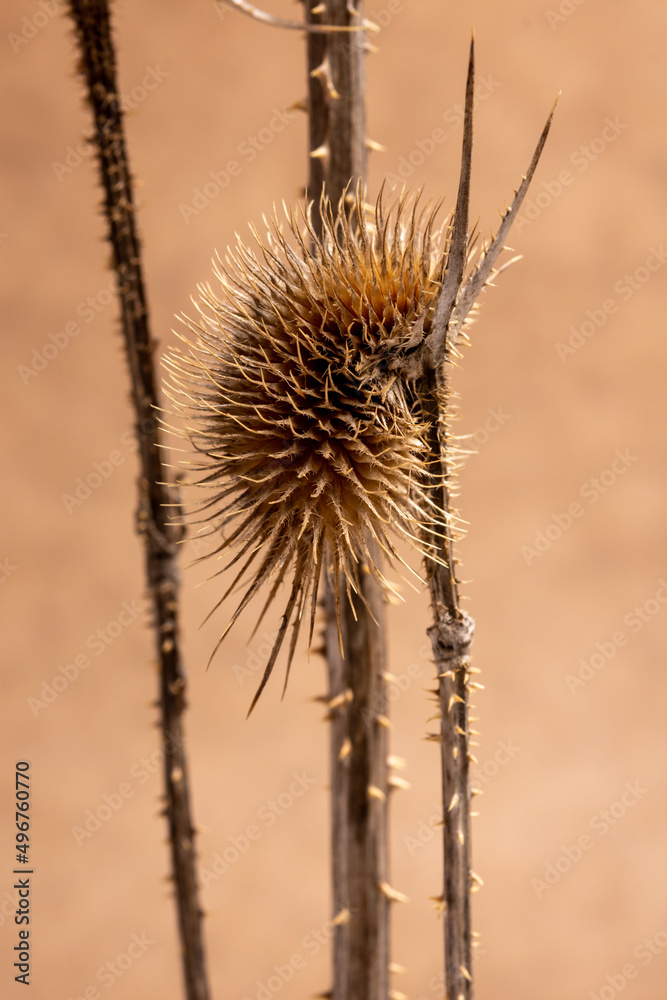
[2,1,666,998]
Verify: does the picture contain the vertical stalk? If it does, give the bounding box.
[66,5,211,1000]
[305,4,391,999]
[419,370,475,1000]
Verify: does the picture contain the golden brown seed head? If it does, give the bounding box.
[163,190,454,709]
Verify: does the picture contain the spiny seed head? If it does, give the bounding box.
[163,189,465,711]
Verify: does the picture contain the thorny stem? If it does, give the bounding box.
[66,4,211,1000]
[414,39,555,999]
[305,3,392,1000]
[416,41,477,1000]
[418,369,475,1000]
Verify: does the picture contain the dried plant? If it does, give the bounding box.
[163,190,455,714]
[65,3,211,999]
[64,0,555,997]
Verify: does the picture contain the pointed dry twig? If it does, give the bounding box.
[448,94,559,345]
[427,37,475,370]
[65,4,211,1000]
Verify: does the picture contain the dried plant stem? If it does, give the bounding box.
[418,41,477,1000]
[66,4,211,999]
[305,3,391,999]
[419,371,475,1000]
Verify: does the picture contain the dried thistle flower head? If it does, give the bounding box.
[164,60,556,712]
[163,189,458,708]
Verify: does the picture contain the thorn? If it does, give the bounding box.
[455,725,466,736]
[470,871,484,886]
[366,138,386,152]
[470,682,485,690]
[429,894,447,915]
[382,672,397,683]
[468,753,478,764]
[332,907,351,926]
[460,966,472,982]
[310,55,340,100]
[288,98,309,113]
[389,963,406,975]
[368,784,386,802]
[338,737,352,761]
[390,993,408,1000]
[310,1,325,11]
[380,882,409,903]
[447,792,459,812]
[376,714,391,728]
[327,688,353,709]
[448,694,465,712]
[452,746,458,759]
[457,828,464,844]
[310,143,330,163]
[388,775,411,791]
[387,754,407,770]
[170,767,183,783]
[471,787,483,796]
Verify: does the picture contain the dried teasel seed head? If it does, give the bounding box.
[163,187,468,713]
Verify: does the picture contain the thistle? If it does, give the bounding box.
[163,188,462,712]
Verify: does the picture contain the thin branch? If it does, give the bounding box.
[219,0,378,33]
[65,4,211,1000]
[448,94,559,344]
[427,37,475,370]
